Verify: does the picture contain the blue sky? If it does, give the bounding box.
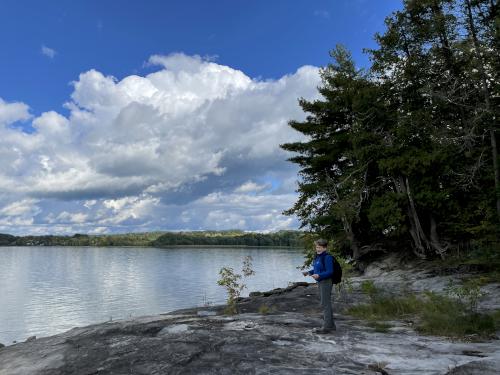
[0,0,402,235]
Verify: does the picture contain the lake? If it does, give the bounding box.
[0,246,307,344]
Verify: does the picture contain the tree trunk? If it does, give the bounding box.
[429,213,447,259]
[343,216,360,260]
[330,181,361,259]
[394,176,429,258]
[491,130,500,219]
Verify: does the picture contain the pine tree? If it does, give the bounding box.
[283,0,499,260]
[281,46,383,258]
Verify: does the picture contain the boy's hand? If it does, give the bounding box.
[302,271,309,276]
[312,274,320,280]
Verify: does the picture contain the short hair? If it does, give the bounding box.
[314,238,328,247]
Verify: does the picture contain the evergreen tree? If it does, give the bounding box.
[281,46,380,258]
[283,0,499,260]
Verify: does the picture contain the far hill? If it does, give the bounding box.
[0,230,304,248]
[0,233,16,246]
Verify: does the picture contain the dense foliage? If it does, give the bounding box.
[0,230,304,248]
[282,0,499,259]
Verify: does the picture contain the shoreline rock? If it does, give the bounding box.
[0,261,499,374]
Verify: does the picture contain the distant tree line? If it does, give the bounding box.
[282,0,499,260]
[0,232,165,247]
[152,230,304,247]
[0,231,304,248]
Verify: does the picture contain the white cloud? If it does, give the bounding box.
[103,196,138,211]
[98,195,160,225]
[55,211,88,224]
[0,98,31,126]
[185,190,299,232]
[41,45,56,59]
[234,181,269,194]
[0,198,41,228]
[32,111,70,137]
[83,200,97,209]
[0,53,320,234]
[0,198,39,216]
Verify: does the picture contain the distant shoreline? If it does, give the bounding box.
[0,230,305,248]
[0,244,303,249]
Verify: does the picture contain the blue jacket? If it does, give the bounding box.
[307,252,334,282]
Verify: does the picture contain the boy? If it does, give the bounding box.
[303,238,336,334]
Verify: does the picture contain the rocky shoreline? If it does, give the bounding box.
[1,257,499,374]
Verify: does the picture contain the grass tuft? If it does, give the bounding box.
[347,284,499,339]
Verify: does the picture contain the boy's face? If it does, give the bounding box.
[315,244,327,254]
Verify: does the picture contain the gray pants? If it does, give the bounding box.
[319,279,335,329]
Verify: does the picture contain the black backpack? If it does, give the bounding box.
[319,253,343,284]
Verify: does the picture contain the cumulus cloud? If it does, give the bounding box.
[0,98,32,126]
[0,54,320,234]
[41,45,56,59]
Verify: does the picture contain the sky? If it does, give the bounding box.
[0,0,402,235]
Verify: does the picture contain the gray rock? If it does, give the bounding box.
[0,259,499,375]
[197,310,217,317]
[446,356,500,374]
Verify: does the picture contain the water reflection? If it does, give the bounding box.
[0,246,306,344]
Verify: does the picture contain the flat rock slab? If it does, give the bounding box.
[1,267,499,374]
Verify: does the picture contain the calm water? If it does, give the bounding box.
[0,246,306,344]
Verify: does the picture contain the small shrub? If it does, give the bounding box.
[217,256,255,315]
[444,279,485,313]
